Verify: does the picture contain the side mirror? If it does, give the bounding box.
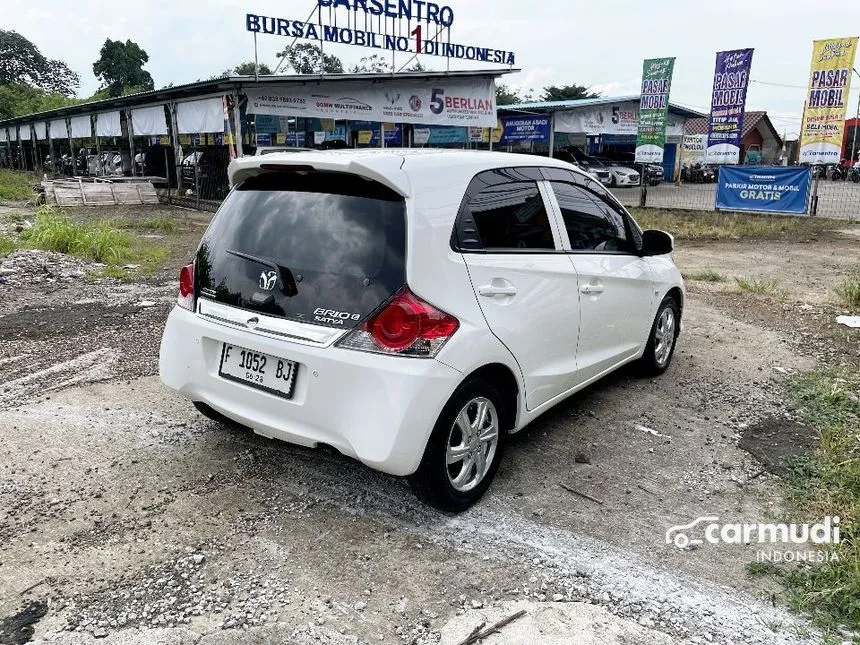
[641,229,674,256]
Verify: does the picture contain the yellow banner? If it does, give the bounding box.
[358,130,373,145]
[276,133,286,145]
[799,37,858,164]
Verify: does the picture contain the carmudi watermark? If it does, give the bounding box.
[666,516,841,562]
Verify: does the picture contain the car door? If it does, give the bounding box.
[454,168,581,411]
[542,169,654,384]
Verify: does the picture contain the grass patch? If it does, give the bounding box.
[119,216,179,234]
[630,208,850,241]
[834,271,860,309]
[21,206,170,276]
[734,276,782,295]
[21,206,132,263]
[0,169,37,201]
[688,268,727,283]
[759,369,860,632]
[0,234,16,257]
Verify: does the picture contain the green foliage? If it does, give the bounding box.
[688,268,727,283]
[734,276,781,295]
[350,54,391,74]
[766,369,860,632]
[278,43,344,74]
[21,206,132,263]
[495,84,522,106]
[540,84,600,102]
[630,208,853,241]
[92,39,154,97]
[0,82,80,120]
[120,216,179,234]
[834,271,860,308]
[0,234,16,256]
[231,61,273,76]
[0,169,36,200]
[0,29,79,96]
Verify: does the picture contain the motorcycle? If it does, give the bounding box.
[829,164,847,181]
[850,167,860,183]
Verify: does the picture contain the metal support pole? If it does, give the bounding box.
[48,125,55,175]
[851,68,860,167]
[231,93,244,158]
[810,174,820,216]
[380,122,385,149]
[126,111,136,177]
[253,32,260,82]
[547,113,555,158]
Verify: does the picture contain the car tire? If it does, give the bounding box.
[408,379,507,513]
[637,295,680,376]
[610,175,617,188]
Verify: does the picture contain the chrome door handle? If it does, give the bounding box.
[580,284,605,295]
[478,285,518,297]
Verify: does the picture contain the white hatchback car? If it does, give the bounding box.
[159,150,683,511]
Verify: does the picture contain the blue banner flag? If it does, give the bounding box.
[500,116,551,144]
[706,49,754,164]
[716,166,812,215]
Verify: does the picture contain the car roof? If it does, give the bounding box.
[229,149,589,197]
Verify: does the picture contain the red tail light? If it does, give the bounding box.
[337,288,459,358]
[178,262,195,311]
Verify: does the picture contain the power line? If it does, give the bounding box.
[750,80,807,90]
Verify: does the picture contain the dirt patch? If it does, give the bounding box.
[738,418,819,477]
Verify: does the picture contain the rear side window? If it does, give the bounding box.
[467,180,555,250]
[196,171,406,328]
[549,181,629,252]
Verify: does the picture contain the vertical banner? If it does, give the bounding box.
[799,37,859,164]
[706,49,754,164]
[635,57,675,163]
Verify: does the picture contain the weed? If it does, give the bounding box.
[20,206,132,263]
[734,276,782,295]
[0,234,16,257]
[760,369,860,632]
[120,217,179,234]
[689,268,727,283]
[630,208,851,241]
[0,169,37,201]
[834,271,860,309]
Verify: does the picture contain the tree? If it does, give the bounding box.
[350,54,391,74]
[278,44,344,74]
[0,83,79,120]
[540,84,600,102]
[92,39,154,97]
[231,61,272,76]
[0,29,80,96]
[495,84,521,106]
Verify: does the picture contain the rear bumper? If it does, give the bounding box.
[158,306,464,476]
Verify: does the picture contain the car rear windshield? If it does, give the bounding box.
[196,171,406,328]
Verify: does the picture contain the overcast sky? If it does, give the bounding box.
[6,0,860,134]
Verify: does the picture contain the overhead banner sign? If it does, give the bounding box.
[716,166,811,215]
[247,1,515,66]
[635,57,675,163]
[799,37,859,164]
[245,78,496,127]
[500,116,550,143]
[706,48,754,164]
[553,102,684,137]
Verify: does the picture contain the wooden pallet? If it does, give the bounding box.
[45,179,159,207]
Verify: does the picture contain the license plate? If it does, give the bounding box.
[218,344,297,399]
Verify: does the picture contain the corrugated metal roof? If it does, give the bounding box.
[0,69,519,127]
[500,96,706,119]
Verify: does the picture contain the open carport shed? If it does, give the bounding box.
[498,97,705,180]
[0,69,514,183]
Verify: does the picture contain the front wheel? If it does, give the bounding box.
[637,296,680,376]
[408,379,506,512]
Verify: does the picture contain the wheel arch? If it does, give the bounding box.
[666,286,684,318]
[461,363,520,433]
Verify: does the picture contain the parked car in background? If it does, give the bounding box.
[159,150,684,511]
[181,149,230,199]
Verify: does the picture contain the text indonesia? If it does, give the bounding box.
[246,0,516,65]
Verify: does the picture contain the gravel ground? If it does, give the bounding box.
[1,204,858,645]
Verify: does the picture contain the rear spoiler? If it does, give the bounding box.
[228,154,412,197]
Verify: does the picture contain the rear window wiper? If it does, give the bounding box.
[225,249,299,297]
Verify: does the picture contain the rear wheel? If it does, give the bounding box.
[638,296,680,376]
[409,379,506,512]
